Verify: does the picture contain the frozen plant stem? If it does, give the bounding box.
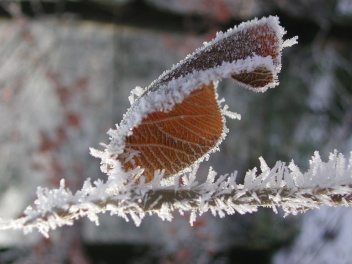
[141,186,352,212]
[17,186,352,228]
[22,184,352,224]
[1,150,352,237]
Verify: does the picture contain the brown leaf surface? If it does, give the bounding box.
[232,66,274,88]
[121,82,223,182]
[148,20,280,92]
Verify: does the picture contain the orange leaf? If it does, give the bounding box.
[121,82,223,182]
[91,16,297,183]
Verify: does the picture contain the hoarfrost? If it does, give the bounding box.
[282,36,298,48]
[1,150,352,236]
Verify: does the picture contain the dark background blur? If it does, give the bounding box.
[0,0,352,263]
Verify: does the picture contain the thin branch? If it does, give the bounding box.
[1,150,351,237]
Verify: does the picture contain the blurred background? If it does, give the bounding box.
[0,0,352,263]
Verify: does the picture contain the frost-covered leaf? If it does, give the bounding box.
[95,16,296,183]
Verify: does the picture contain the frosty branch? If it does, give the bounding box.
[2,16,351,238]
[1,151,352,238]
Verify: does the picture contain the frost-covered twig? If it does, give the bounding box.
[1,150,352,237]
